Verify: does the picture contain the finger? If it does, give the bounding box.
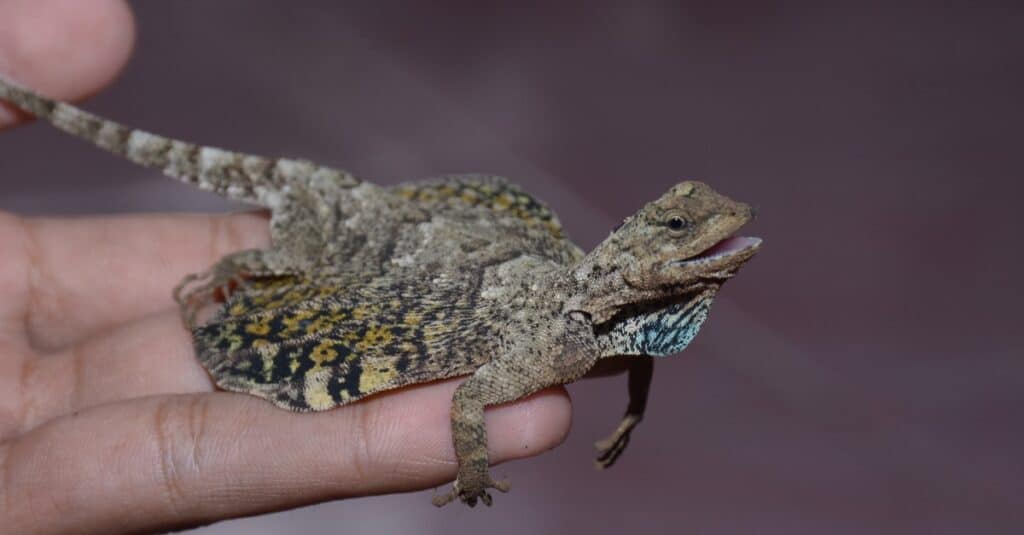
[8,212,269,351]
[0,0,135,128]
[20,310,210,433]
[21,303,617,433]
[2,383,572,533]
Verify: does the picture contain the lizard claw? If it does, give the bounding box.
[173,269,250,326]
[432,476,510,507]
[594,432,631,469]
[594,413,641,469]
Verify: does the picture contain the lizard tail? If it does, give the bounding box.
[0,75,359,205]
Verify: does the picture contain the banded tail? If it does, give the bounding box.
[0,76,358,205]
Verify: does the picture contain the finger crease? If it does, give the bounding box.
[0,442,10,516]
[351,404,378,486]
[153,398,189,516]
[13,359,34,436]
[16,219,60,350]
[68,343,85,415]
[208,214,239,263]
[206,215,222,266]
[153,395,213,517]
[190,396,211,478]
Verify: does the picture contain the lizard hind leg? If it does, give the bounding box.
[174,248,291,327]
[175,186,358,327]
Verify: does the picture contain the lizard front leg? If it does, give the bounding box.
[434,319,599,507]
[430,366,515,508]
[595,355,653,469]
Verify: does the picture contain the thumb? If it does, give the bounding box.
[0,0,135,128]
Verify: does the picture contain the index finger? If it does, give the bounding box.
[4,211,269,351]
[2,382,572,533]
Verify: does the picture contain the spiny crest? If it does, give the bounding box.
[393,176,568,240]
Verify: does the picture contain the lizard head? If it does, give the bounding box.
[613,180,760,288]
[567,181,761,324]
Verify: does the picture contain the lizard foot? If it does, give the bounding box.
[594,414,641,469]
[173,249,283,326]
[173,269,248,326]
[432,476,510,507]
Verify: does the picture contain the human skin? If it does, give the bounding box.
[0,1,571,533]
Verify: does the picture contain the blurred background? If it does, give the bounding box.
[2,2,1022,533]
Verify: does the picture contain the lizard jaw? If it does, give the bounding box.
[676,236,762,266]
[665,235,762,283]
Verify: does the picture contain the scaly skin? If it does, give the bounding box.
[0,75,762,507]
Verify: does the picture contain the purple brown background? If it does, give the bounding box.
[2,2,1022,534]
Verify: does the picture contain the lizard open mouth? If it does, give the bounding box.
[676,236,762,266]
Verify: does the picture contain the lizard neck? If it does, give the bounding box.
[557,254,632,323]
[559,253,707,325]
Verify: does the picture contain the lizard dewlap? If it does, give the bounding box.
[0,75,761,507]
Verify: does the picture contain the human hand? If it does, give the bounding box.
[0,2,571,533]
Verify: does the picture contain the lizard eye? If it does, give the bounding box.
[667,216,688,231]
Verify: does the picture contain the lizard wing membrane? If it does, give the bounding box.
[194,271,498,411]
